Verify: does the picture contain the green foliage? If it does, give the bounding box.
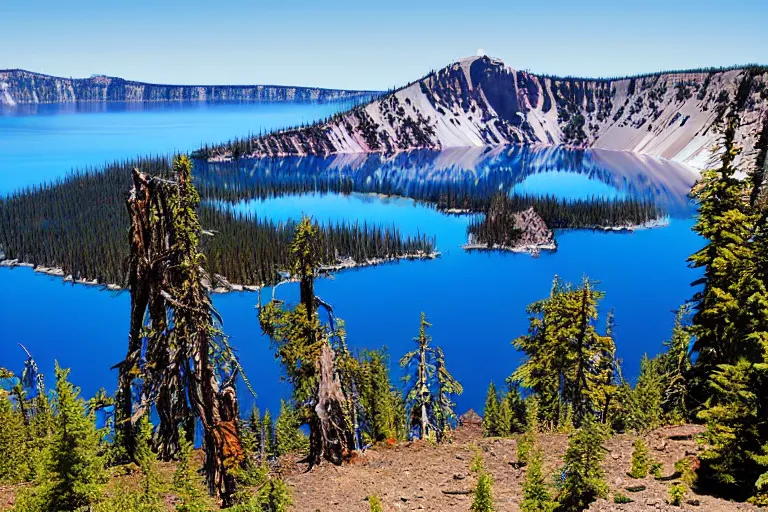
[483,382,501,437]
[36,363,104,512]
[274,400,308,456]
[512,276,617,429]
[471,472,496,512]
[255,477,293,512]
[173,432,210,512]
[674,458,698,487]
[262,410,274,457]
[628,439,650,478]
[650,461,664,480]
[357,350,401,443]
[134,414,161,509]
[521,446,558,512]
[368,495,384,512]
[400,313,462,441]
[613,492,632,504]
[0,395,30,483]
[558,415,609,512]
[667,483,687,506]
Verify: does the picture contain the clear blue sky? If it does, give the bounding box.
[3,0,766,90]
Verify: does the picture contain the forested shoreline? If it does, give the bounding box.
[0,158,435,288]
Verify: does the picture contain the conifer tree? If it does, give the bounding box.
[134,414,162,509]
[483,382,501,437]
[401,312,435,439]
[434,347,463,442]
[262,410,274,457]
[258,216,355,467]
[358,350,399,442]
[173,430,210,512]
[470,455,496,512]
[661,306,693,423]
[558,414,609,512]
[38,363,104,511]
[629,439,650,478]
[400,314,461,441]
[120,155,245,504]
[274,399,308,456]
[521,445,557,512]
[513,276,616,429]
[0,393,29,483]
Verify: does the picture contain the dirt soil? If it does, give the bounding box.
[283,424,760,512]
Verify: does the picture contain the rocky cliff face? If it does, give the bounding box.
[208,56,768,170]
[0,69,377,105]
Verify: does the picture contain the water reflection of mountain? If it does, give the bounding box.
[195,146,697,218]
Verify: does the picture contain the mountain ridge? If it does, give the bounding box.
[0,69,379,105]
[204,56,768,170]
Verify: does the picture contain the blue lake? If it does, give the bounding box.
[0,102,704,419]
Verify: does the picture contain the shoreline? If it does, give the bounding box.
[0,251,440,294]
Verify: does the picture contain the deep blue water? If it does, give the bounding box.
[0,102,704,419]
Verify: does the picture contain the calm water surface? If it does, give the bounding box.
[0,102,704,417]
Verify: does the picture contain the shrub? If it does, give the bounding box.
[369,495,384,512]
[650,461,664,479]
[667,483,687,506]
[613,492,633,504]
[629,439,650,478]
[471,472,496,512]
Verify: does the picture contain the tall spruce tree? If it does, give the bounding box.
[400,313,461,441]
[512,276,617,429]
[483,382,501,437]
[258,216,356,467]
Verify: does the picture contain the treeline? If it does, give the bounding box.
[201,207,435,286]
[466,193,662,246]
[0,157,433,287]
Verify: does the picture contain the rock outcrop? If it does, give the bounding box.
[0,69,377,105]
[207,56,768,170]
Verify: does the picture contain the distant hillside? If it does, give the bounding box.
[0,69,378,105]
[204,56,768,170]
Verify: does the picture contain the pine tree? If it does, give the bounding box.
[358,349,399,443]
[368,495,384,512]
[628,355,665,432]
[558,414,609,512]
[37,363,104,511]
[472,472,496,512]
[661,306,693,423]
[256,477,293,512]
[629,439,650,478]
[434,347,462,442]
[521,445,557,512]
[274,400,308,456]
[261,410,274,457]
[173,430,210,512]
[483,382,501,437]
[512,276,617,429]
[134,414,161,508]
[401,312,435,439]
[0,394,29,483]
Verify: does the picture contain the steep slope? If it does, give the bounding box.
[0,69,377,105]
[206,56,768,170]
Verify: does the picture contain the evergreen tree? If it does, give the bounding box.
[433,347,463,442]
[558,414,609,512]
[400,313,461,442]
[358,350,399,443]
[0,394,29,483]
[274,400,308,456]
[629,439,650,478]
[628,355,665,432]
[512,276,617,429]
[262,410,274,457]
[259,216,356,467]
[661,306,693,423]
[368,495,384,512]
[470,455,496,512]
[483,382,501,437]
[521,445,558,512]
[38,363,104,512]
[401,312,435,439]
[134,414,162,510]
[173,430,210,512]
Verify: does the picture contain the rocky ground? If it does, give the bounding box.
[1,422,759,511]
[283,422,757,512]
